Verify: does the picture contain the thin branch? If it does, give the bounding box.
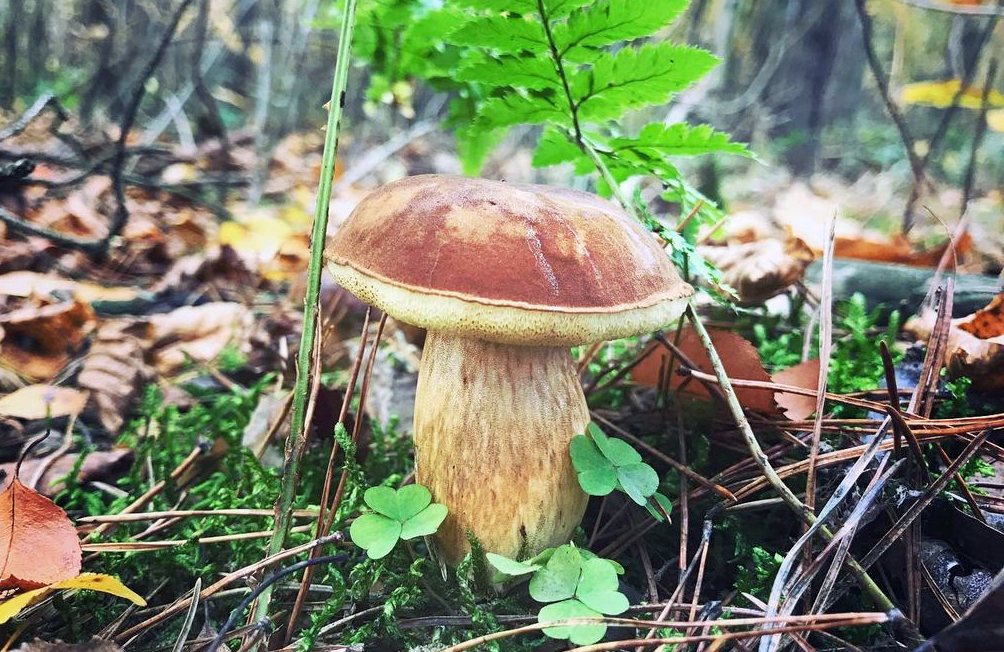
[854,0,927,230]
[99,0,198,255]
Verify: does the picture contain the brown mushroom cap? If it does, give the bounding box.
[326,175,693,346]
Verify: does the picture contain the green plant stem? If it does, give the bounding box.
[256,0,359,624]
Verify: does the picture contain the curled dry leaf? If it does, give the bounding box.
[0,298,95,381]
[0,477,81,591]
[149,302,255,375]
[906,293,1004,391]
[0,449,134,497]
[632,328,779,415]
[0,385,87,420]
[834,231,972,268]
[77,319,154,434]
[699,236,815,305]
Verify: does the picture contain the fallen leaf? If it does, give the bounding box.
[632,328,778,415]
[0,299,95,381]
[77,319,154,434]
[0,385,88,420]
[151,245,257,299]
[149,302,255,375]
[0,450,135,497]
[0,477,81,591]
[12,637,124,652]
[834,231,971,268]
[905,293,1004,390]
[989,109,1004,133]
[901,79,1004,110]
[699,236,815,304]
[0,573,145,625]
[0,271,138,303]
[772,359,821,421]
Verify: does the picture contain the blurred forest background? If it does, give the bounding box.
[2,0,1002,230]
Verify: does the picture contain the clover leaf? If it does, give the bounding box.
[570,423,660,506]
[489,544,631,646]
[349,484,447,559]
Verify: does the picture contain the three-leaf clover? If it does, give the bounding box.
[569,423,672,521]
[528,545,629,645]
[349,485,447,559]
[487,545,629,645]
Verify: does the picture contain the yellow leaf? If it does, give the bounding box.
[989,109,1004,132]
[0,385,88,419]
[0,573,145,624]
[901,79,1004,110]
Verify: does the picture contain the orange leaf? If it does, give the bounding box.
[632,328,778,415]
[772,359,821,421]
[0,478,81,591]
[905,293,1004,390]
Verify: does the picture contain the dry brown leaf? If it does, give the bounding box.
[0,271,138,303]
[834,231,972,268]
[0,299,95,381]
[0,476,81,591]
[772,359,821,421]
[699,236,815,305]
[78,319,154,434]
[632,328,779,415]
[905,293,1004,390]
[0,385,88,420]
[0,450,134,497]
[151,245,257,298]
[13,638,124,652]
[150,302,255,375]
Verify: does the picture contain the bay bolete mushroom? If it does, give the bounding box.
[326,175,693,564]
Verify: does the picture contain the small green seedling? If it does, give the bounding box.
[570,422,672,522]
[488,544,629,645]
[349,484,448,559]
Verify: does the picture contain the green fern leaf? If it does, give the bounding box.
[449,15,547,53]
[454,0,539,12]
[610,123,749,157]
[455,124,511,175]
[554,0,688,62]
[474,93,571,130]
[532,127,590,169]
[458,54,559,90]
[571,42,717,121]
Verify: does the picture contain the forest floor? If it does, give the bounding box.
[1,103,1004,652]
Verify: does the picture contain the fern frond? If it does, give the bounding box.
[449,15,547,54]
[457,55,560,91]
[532,127,590,169]
[610,123,749,157]
[571,42,717,121]
[554,0,688,62]
[474,93,571,130]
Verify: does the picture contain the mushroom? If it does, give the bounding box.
[325,175,693,564]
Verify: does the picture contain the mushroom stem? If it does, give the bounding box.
[414,331,590,565]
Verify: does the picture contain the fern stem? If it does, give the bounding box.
[255,0,359,624]
[578,139,638,221]
[536,0,582,145]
